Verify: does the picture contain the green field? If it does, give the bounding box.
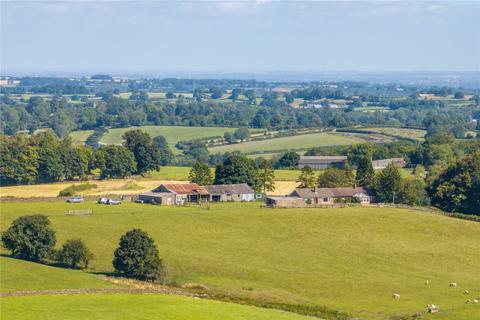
[209,132,362,154]
[0,293,313,320]
[1,202,479,319]
[358,127,426,141]
[71,126,240,154]
[0,257,114,292]
[69,130,94,144]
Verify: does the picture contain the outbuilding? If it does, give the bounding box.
[204,183,255,202]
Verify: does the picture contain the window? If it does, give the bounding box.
[323,197,329,202]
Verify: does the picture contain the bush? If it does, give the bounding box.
[1,215,56,262]
[59,183,97,196]
[58,238,94,269]
[112,229,165,281]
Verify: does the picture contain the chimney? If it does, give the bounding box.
[314,185,318,193]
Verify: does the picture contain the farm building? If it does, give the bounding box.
[372,158,406,169]
[298,156,347,169]
[271,186,373,208]
[290,187,335,205]
[151,183,210,204]
[266,196,306,208]
[204,183,255,202]
[138,192,176,205]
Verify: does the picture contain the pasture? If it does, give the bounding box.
[208,132,362,154]
[70,126,240,154]
[357,127,426,141]
[1,202,478,319]
[0,293,313,320]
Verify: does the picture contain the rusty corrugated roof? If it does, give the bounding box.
[162,183,209,195]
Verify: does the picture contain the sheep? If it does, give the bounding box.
[426,304,439,313]
[473,299,479,304]
[424,280,430,285]
[464,289,469,294]
[449,282,457,287]
[392,293,400,299]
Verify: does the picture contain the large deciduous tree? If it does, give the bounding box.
[58,238,94,269]
[95,145,137,179]
[189,162,213,185]
[123,130,161,174]
[214,155,259,190]
[297,165,316,188]
[113,229,165,281]
[428,152,480,215]
[275,151,300,169]
[1,215,56,262]
[374,164,402,203]
[153,135,174,166]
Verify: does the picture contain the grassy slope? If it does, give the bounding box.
[0,294,314,320]
[69,130,94,144]
[100,126,238,154]
[208,132,361,154]
[1,202,479,319]
[0,257,115,292]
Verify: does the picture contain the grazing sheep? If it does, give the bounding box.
[464,289,469,294]
[473,299,479,304]
[392,293,400,299]
[426,304,439,313]
[424,280,430,285]
[449,282,457,287]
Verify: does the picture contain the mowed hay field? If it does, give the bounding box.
[0,293,313,320]
[0,166,301,198]
[1,202,479,319]
[208,132,362,154]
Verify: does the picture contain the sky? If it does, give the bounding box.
[1,0,479,74]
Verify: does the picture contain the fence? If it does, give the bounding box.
[67,209,92,216]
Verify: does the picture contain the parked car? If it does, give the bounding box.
[135,199,144,204]
[108,199,121,205]
[67,196,84,203]
[97,197,109,204]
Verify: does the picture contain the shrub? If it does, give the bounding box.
[58,238,94,269]
[59,183,97,197]
[112,229,165,281]
[1,215,56,262]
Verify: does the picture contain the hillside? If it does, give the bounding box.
[0,293,314,320]
[1,202,479,319]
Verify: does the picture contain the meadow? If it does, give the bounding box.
[356,127,426,141]
[70,126,241,154]
[1,202,478,319]
[0,293,314,320]
[208,132,362,154]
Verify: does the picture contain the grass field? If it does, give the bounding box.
[1,202,478,319]
[208,132,362,154]
[0,293,314,320]
[99,126,239,154]
[0,257,115,292]
[68,130,95,144]
[358,127,426,141]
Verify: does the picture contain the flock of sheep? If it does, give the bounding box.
[391,281,479,314]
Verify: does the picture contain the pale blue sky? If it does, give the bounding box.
[1,1,479,74]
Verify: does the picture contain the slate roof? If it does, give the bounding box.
[298,156,347,165]
[204,183,254,195]
[291,188,335,198]
[291,187,371,198]
[329,187,370,197]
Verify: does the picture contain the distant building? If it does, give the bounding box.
[266,196,306,208]
[141,183,209,205]
[298,156,347,169]
[372,158,406,169]
[291,187,372,205]
[138,192,176,205]
[204,183,255,202]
